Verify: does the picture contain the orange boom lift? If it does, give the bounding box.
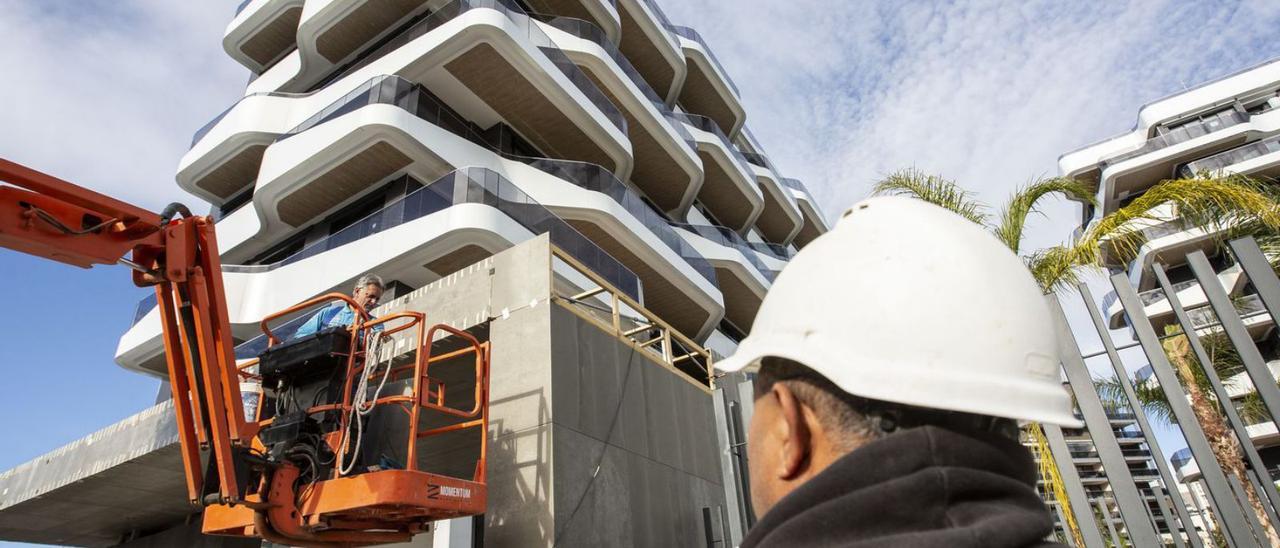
[0,158,490,547]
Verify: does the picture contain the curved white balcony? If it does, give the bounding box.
[676,224,775,333]
[743,156,802,246]
[1060,58,1280,178]
[780,177,828,248]
[224,0,304,73]
[1067,106,1280,216]
[184,5,633,206]
[524,0,620,44]
[121,163,722,376]
[682,114,762,234]
[227,101,720,332]
[1182,131,1280,180]
[539,15,704,216]
[615,0,685,104]
[1094,109,1276,213]
[118,201,530,376]
[668,25,745,139]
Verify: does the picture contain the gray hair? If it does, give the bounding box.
[754,357,1018,452]
[353,273,385,292]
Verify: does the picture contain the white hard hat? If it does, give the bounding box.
[717,196,1081,427]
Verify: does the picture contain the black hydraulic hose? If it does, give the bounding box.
[158,202,194,225]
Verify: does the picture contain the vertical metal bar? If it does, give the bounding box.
[1247,468,1280,528]
[1188,482,1216,546]
[1229,237,1280,324]
[711,387,745,546]
[1079,284,1202,547]
[1050,297,1162,545]
[1097,498,1124,547]
[1151,481,1188,548]
[1052,502,1071,545]
[1187,250,1280,431]
[1044,423,1109,548]
[1153,263,1280,533]
[1228,474,1266,544]
[1111,272,1258,546]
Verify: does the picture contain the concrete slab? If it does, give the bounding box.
[0,236,724,547]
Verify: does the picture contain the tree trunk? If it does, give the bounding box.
[1165,336,1280,545]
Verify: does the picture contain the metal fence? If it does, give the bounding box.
[1051,236,1280,547]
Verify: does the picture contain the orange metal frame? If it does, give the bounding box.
[1,159,491,547]
[203,297,491,545]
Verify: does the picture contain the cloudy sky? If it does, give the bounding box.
[1,0,1279,502]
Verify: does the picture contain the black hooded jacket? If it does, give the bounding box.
[740,425,1065,548]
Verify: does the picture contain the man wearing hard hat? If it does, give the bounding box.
[716,196,1081,547]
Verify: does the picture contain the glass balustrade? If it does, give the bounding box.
[316,0,626,133]
[530,14,697,154]
[680,112,755,181]
[131,167,642,326]
[276,74,717,285]
[664,25,740,97]
[674,223,779,282]
[1182,133,1280,177]
[1098,109,1249,169]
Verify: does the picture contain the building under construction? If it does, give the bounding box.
[0,0,828,546]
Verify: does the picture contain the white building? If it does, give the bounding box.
[116,0,828,377]
[0,2,832,546]
[1060,58,1280,495]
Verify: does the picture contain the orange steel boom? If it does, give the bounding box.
[0,159,490,547]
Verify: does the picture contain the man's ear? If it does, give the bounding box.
[772,382,811,480]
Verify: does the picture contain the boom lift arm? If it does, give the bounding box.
[0,159,490,547]
[0,158,254,508]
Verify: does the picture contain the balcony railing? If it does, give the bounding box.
[523,158,717,284]
[1098,109,1249,170]
[664,25,741,97]
[1187,293,1265,329]
[748,242,795,261]
[1182,133,1280,177]
[316,0,626,134]
[674,223,779,282]
[781,177,815,202]
[741,151,771,170]
[131,167,643,326]
[190,87,314,147]
[635,0,681,51]
[681,112,755,182]
[276,75,717,285]
[531,14,697,154]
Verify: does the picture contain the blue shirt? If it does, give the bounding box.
[293,302,367,339]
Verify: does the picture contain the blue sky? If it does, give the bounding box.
[2,0,1280,539]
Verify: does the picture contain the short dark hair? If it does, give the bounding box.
[753,357,1018,449]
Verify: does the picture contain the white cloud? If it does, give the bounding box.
[658,0,1280,251]
[0,1,247,211]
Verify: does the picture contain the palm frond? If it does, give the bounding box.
[1094,375,1175,425]
[871,168,990,226]
[1089,175,1280,265]
[1034,174,1280,291]
[995,177,1096,253]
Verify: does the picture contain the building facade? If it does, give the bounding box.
[0,1,829,546]
[1055,58,1280,545]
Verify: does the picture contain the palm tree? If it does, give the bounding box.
[872,168,1280,543]
[1098,328,1277,545]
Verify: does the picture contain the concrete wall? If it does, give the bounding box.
[0,236,726,547]
[546,304,726,546]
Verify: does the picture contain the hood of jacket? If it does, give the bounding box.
[741,425,1062,548]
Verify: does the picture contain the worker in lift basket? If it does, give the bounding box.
[716,196,1082,548]
[293,273,386,338]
